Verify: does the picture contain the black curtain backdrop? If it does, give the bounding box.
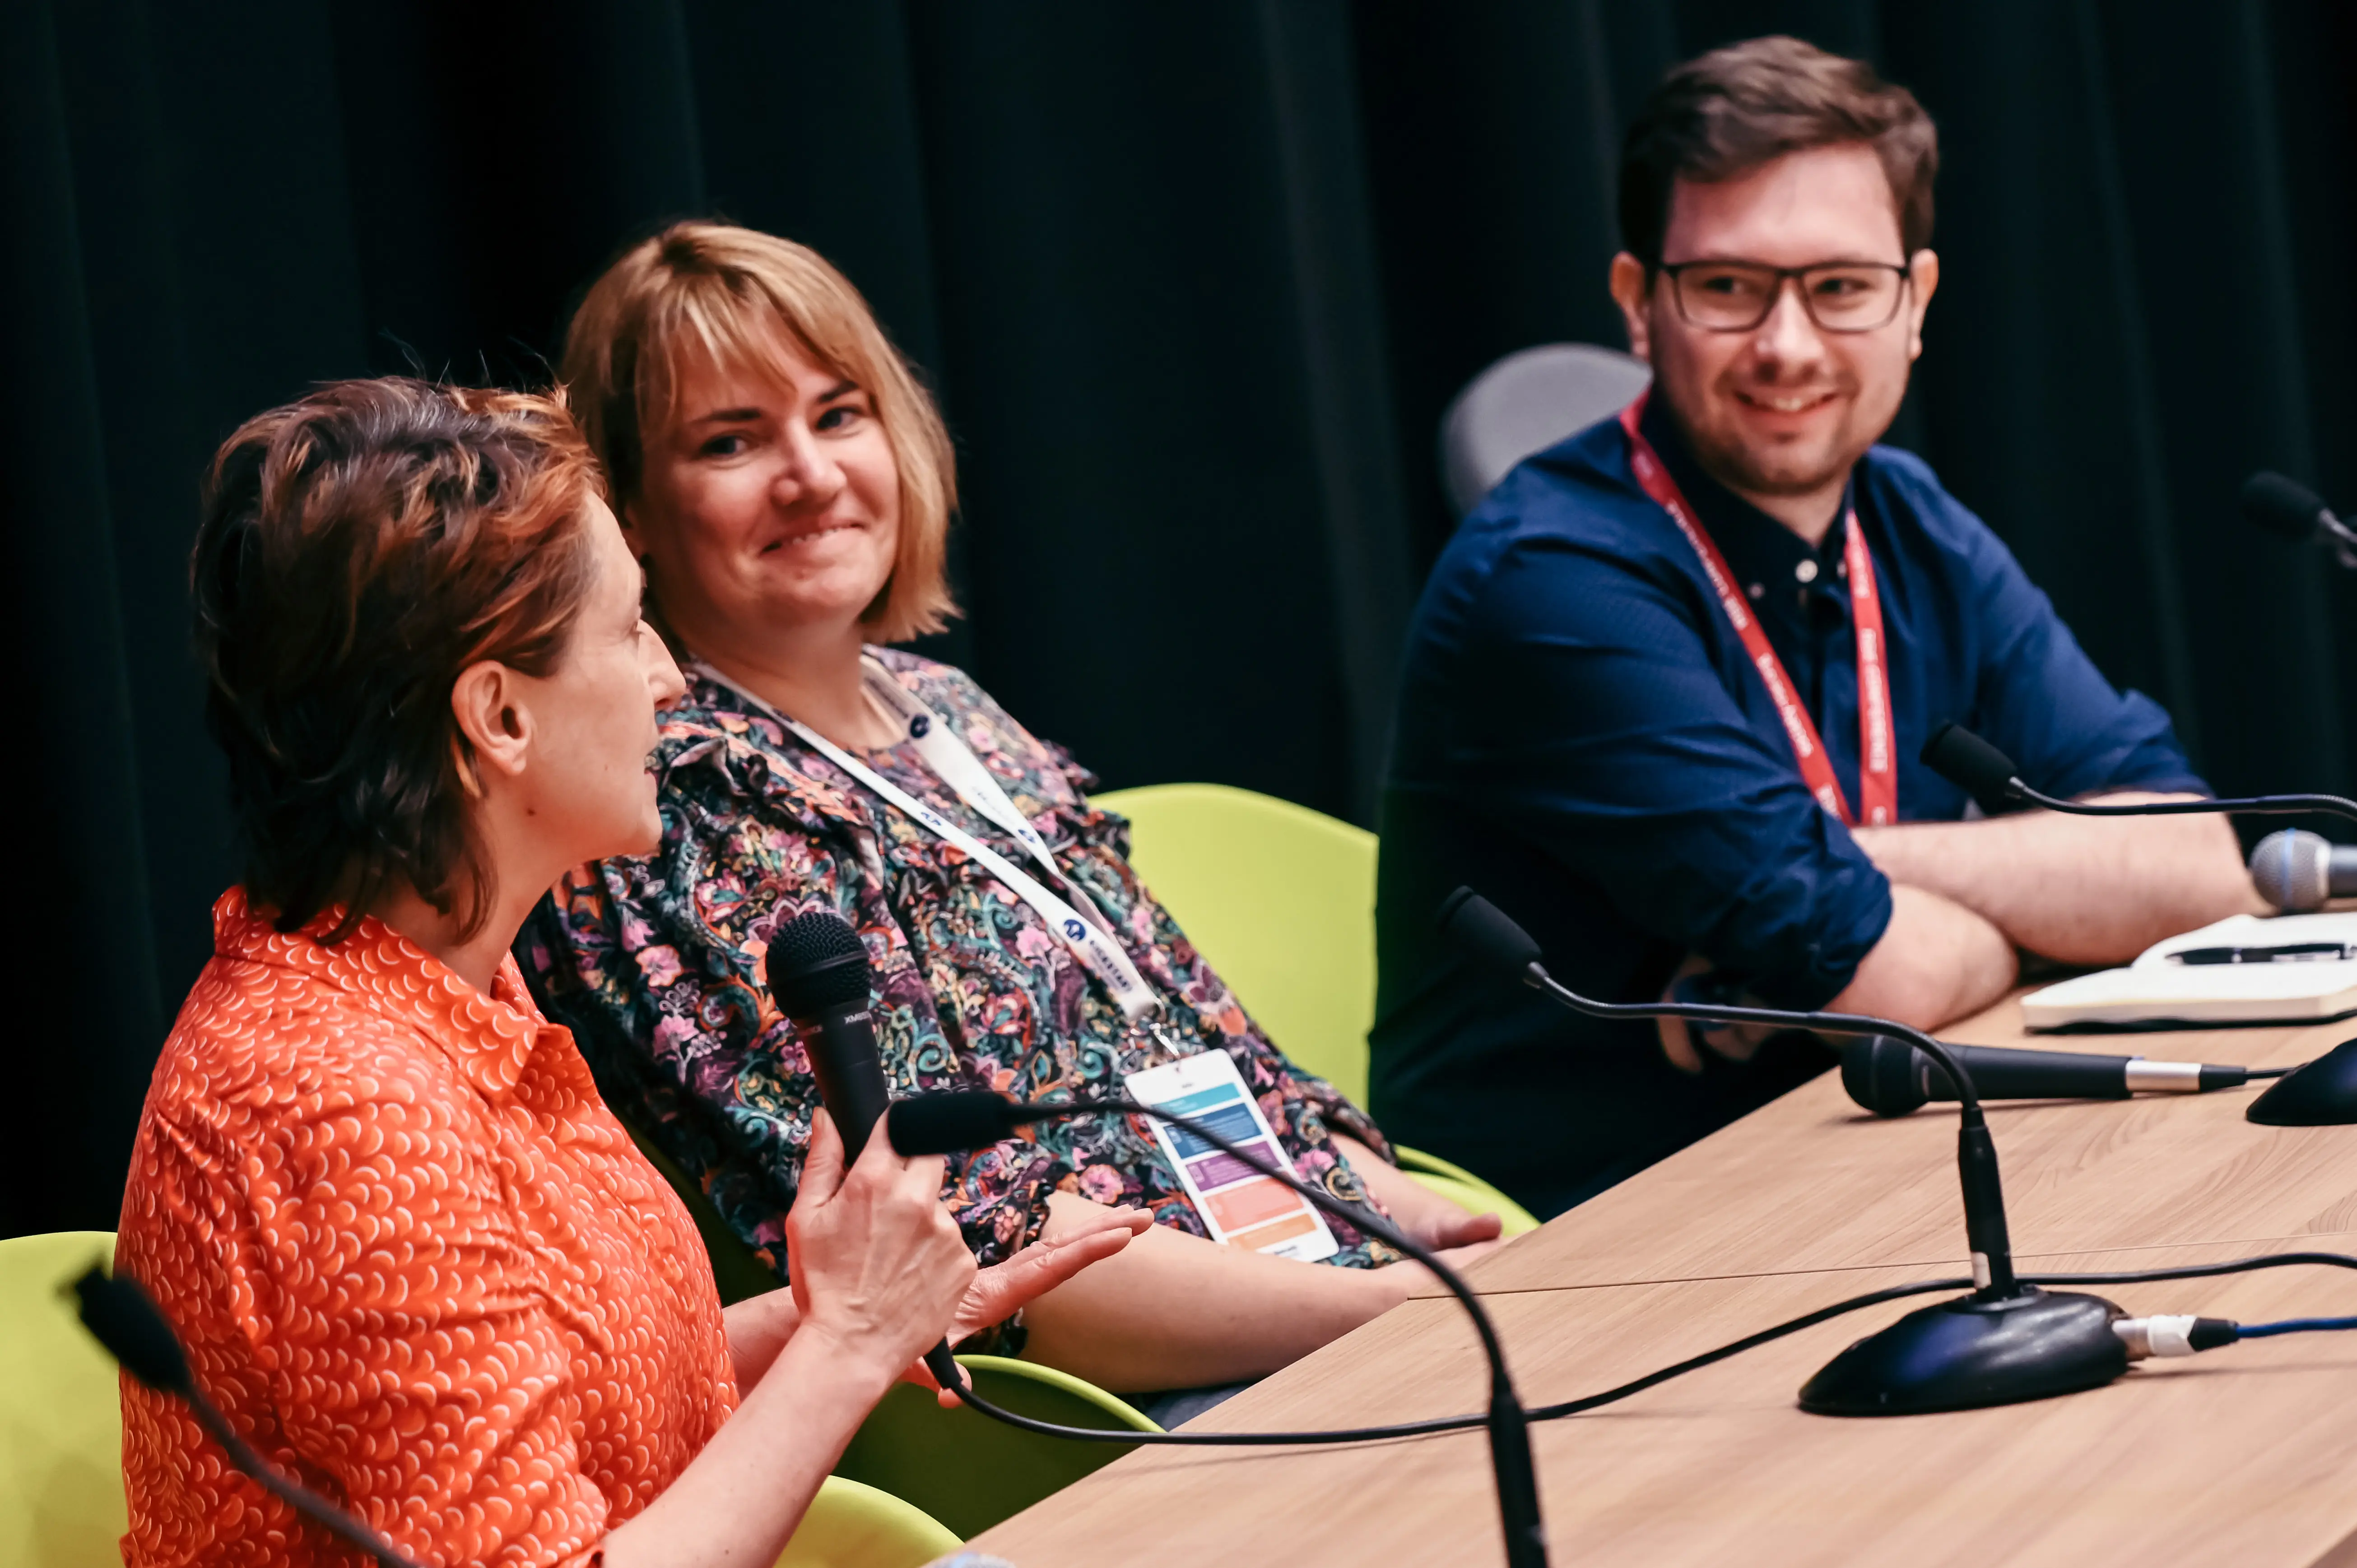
[6,0,2352,1236]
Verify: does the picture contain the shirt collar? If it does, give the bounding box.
[212,887,551,1100]
[1637,394,1858,615]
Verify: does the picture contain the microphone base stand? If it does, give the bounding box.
[1510,961,2139,1418]
[1798,1287,2129,1415]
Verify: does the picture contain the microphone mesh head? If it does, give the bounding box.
[73,1268,193,1395]
[1921,723,2022,809]
[763,911,871,1014]
[2241,471,2329,541]
[1437,887,1543,979]
[2250,829,2331,913]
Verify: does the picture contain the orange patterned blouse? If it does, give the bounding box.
[116,891,739,1567]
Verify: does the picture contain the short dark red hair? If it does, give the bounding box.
[1619,36,1938,268]
[191,378,603,942]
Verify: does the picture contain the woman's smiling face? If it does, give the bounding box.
[626,326,903,653]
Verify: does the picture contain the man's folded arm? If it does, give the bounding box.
[1852,803,2259,968]
[1852,526,2260,966]
[1825,882,2018,1030]
[1463,539,2004,1032]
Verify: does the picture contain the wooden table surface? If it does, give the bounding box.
[972,998,2357,1567]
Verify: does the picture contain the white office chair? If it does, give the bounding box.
[1437,343,1653,515]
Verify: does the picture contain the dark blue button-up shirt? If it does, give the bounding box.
[1371,399,2204,1217]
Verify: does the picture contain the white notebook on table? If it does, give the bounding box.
[2021,912,2357,1030]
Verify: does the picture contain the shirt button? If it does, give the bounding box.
[1746,582,1765,600]
[1794,559,1820,584]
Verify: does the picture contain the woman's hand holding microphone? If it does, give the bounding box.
[786,1108,1150,1401]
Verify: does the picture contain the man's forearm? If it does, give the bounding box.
[1828,883,2018,1032]
[1852,796,2263,967]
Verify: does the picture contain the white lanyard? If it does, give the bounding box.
[693,657,1161,1021]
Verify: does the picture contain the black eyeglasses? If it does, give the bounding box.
[1658,260,1913,333]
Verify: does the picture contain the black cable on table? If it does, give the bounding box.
[944,1251,2356,1447]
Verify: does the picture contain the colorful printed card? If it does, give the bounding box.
[1123,1050,1339,1262]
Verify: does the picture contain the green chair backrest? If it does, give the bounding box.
[1096,783,1543,1237]
[615,1113,1164,1537]
[1,1230,128,1568]
[0,1231,953,1568]
[1094,783,1376,1105]
[832,1355,1158,1540]
[619,1115,781,1306]
[778,1475,961,1568]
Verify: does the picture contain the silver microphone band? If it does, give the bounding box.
[2124,1058,2207,1094]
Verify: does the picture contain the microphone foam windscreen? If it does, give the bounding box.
[1839,1036,1932,1117]
[763,911,871,1014]
[2241,471,2328,541]
[74,1267,193,1395]
[1437,887,1543,979]
[887,1091,1024,1156]
[1921,723,2022,806]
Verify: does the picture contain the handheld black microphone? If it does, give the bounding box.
[2249,828,2357,913]
[2241,470,2357,569]
[1921,722,2357,827]
[1437,887,2137,1415]
[70,1266,426,1568]
[1841,1035,2264,1116]
[883,1090,1549,1568]
[762,910,963,1392]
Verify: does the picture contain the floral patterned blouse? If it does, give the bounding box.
[516,649,1397,1337]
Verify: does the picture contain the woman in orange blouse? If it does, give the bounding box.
[116,378,1145,1568]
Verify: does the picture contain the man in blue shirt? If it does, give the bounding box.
[1372,37,2259,1219]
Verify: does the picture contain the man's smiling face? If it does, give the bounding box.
[1618,142,1936,514]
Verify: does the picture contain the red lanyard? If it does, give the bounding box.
[1618,395,1896,828]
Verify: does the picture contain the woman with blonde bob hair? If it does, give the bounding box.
[521,221,1502,1407]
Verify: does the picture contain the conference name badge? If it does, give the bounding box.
[1122,1050,1340,1262]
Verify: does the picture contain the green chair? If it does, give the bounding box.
[1094,782,1540,1236]
[1,1229,127,1568]
[832,1355,1158,1540]
[1,1229,955,1568]
[618,1114,1158,1537]
[778,1476,962,1568]
[622,1117,785,1307]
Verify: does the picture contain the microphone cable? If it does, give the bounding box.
[908,1090,1556,1561]
[942,1249,2357,1445]
[920,1093,2357,1448]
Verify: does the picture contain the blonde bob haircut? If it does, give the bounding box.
[562,221,959,643]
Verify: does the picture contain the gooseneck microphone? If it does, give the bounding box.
[70,1267,426,1568]
[761,911,964,1393]
[1919,724,2357,1129]
[2242,470,2357,569]
[1841,1035,2266,1116]
[1921,721,2357,827]
[882,1090,1550,1568]
[1437,886,2138,1415]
